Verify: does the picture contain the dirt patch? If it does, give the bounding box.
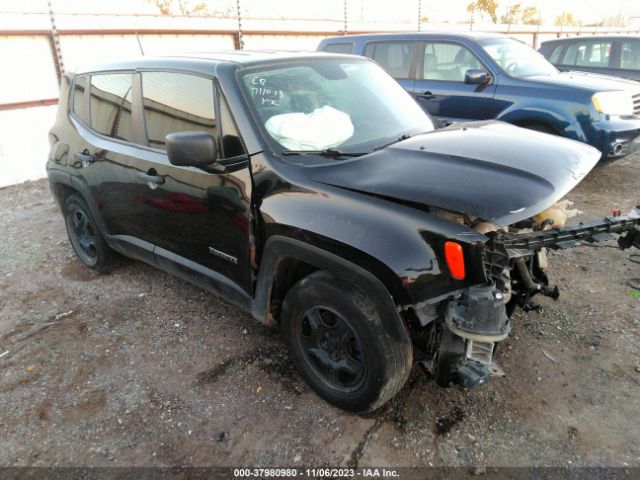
[0,155,639,468]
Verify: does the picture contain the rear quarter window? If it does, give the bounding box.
[71,75,89,124]
[322,43,354,54]
[89,73,134,142]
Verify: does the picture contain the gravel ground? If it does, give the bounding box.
[0,154,639,470]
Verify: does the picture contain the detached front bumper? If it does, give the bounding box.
[589,116,640,159]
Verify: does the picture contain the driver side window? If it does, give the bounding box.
[423,43,482,82]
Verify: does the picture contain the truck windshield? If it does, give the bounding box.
[481,38,558,78]
[240,59,434,154]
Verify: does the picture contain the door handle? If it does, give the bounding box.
[417,91,436,100]
[137,170,165,189]
[73,151,96,166]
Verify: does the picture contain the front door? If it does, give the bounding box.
[411,42,497,122]
[128,70,253,293]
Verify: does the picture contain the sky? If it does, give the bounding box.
[1,0,639,26]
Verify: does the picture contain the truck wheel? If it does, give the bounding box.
[522,122,556,135]
[281,271,412,412]
[63,194,115,271]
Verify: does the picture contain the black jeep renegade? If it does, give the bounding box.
[47,51,640,413]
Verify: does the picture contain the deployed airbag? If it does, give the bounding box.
[265,105,354,150]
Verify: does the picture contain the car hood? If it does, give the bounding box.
[304,121,601,226]
[527,70,640,92]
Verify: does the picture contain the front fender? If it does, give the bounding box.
[256,182,487,311]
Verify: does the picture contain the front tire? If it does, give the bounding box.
[63,193,115,271]
[281,271,412,412]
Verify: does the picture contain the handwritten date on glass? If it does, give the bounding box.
[251,77,283,106]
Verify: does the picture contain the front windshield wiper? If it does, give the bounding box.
[374,133,413,151]
[282,148,368,158]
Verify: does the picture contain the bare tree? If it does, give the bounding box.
[500,2,521,24]
[554,12,581,27]
[467,0,499,24]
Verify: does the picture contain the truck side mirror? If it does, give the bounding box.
[166,131,218,168]
[465,69,490,85]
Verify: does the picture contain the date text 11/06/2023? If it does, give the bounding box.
[233,468,400,477]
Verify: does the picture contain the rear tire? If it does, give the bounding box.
[281,271,412,412]
[63,194,115,272]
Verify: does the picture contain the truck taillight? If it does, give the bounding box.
[444,241,465,280]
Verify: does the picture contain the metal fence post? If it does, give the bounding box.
[47,0,64,83]
[343,0,348,35]
[236,0,244,49]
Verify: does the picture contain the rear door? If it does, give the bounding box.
[362,41,419,93]
[410,41,498,122]
[68,71,159,263]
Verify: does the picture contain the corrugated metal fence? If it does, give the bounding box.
[1,13,638,187]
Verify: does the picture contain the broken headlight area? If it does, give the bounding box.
[413,203,640,390]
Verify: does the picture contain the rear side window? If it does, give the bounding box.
[90,73,134,142]
[323,43,353,54]
[621,40,640,70]
[364,42,418,79]
[561,41,612,68]
[141,72,216,151]
[71,75,88,124]
[423,42,482,81]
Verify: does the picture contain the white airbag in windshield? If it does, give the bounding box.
[265,106,354,150]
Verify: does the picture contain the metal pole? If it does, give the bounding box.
[236,0,244,49]
[343,0,348,35]
[618,0,625,27]
[47,0,64,82]
[417,0,421,32]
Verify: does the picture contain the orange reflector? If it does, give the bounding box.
[444,241,465,280]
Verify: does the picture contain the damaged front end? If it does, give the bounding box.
[418,204,640,389]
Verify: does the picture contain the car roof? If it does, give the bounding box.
[541,34,640,45]
[322,31,507,42]
[74,50,365,75]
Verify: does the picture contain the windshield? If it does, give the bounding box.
[240,59,434,154]
[481,38,558,78]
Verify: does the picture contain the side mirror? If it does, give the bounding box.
[464,69,490,85]
[166,131,217,167]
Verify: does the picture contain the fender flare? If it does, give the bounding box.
[251,235,411,345]
[47,169,110,238]
[497,107,585,141]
